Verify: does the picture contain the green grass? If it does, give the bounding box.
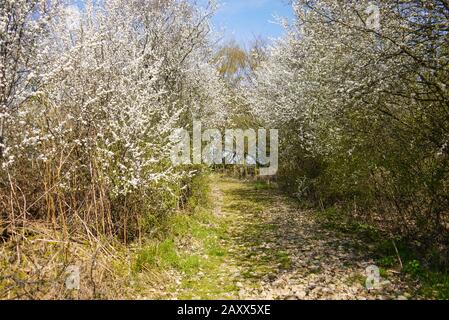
[169,209,237,299]
[315,207,382,243]
[131,175,240,299]
[253,180,276,191]
[134,239,180,271]
[276,251,292,269]
[345,273,366,287]
[133,208,227,275]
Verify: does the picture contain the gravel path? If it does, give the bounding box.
[198,177,419,300]
[167,178,418,300]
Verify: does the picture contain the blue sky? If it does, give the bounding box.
[206,0,294,47]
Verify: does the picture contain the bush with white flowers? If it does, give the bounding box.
[0,0,228,240]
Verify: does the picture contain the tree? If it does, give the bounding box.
[0,0,61,158]
[248,0,449,258]
[0,0,227,240]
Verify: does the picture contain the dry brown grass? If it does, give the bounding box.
[0,220,140,299]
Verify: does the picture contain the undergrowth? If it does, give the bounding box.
[315,206,449,299]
